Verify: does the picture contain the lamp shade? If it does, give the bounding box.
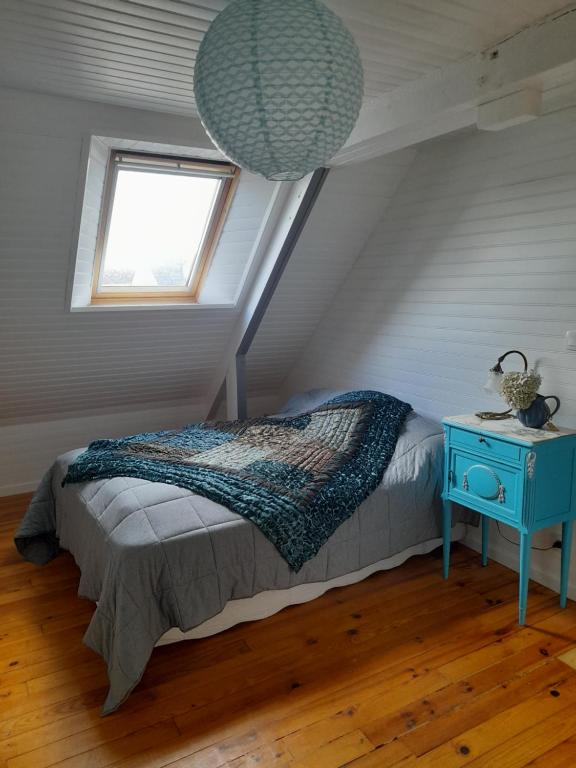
[193,0,364,181]
[483,370,503,395]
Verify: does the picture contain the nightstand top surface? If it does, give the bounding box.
[443,414,576,444]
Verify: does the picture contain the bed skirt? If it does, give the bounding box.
[157,522,466,646]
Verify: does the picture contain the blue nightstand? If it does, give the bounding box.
[442,415,576,624]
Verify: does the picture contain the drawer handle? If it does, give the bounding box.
[498,484,505,503]
[478,437,488,444]
[463,474,469,491]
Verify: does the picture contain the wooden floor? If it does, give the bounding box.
[2,495,576,768]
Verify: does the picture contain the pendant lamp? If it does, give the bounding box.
[194,0,364,181]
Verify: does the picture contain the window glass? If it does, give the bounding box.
[100,169,221,289]
[92,152,239,303]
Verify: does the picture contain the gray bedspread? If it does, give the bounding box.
[15,412,446,714]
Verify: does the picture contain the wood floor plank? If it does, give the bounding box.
[0,630,93,678]
[0,493,32,518]
[396,659,572,757]
[341,739,416,767]
[438,607,576,682]
[523,739,576,767]
[0,646,96,689]
[464,707,576,767]
[280,669,449,760]
[224,741,295,768]
[2,493,576,768]
[289,729,374,768]
[7,719,181,768]
[412,673,576,767]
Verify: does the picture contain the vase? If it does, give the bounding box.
[517,394,560,429]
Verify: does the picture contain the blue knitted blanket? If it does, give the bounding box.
[64,391,411,570]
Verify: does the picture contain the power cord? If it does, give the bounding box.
[496,521,561,551]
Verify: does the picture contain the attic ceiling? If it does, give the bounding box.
[2,0,575,428]
[0,0,571,117]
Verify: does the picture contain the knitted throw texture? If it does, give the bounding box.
[64,391,412,570]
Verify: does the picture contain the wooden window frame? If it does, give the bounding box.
[91,151,240,305]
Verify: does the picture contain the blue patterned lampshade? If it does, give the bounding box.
[194,0,364,181]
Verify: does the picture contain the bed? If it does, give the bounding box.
[15,390,464,713]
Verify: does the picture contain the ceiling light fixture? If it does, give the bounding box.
[194,0,364,181]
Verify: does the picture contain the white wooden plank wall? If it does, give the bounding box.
[281,104,576,598]
[0,87,411,492]
[0,87,271,423]
[200,172,277,305]
[0,393,277,495]
[247,151,416,395]
[284,106,576,427]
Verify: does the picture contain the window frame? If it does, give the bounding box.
[91,150,240,305]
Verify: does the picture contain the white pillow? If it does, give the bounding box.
[275,388,347,417]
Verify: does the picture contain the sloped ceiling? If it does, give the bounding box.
[0,81,416,423]
[1,0,573,426]
[0,0,571,117]
[0,87,273,423]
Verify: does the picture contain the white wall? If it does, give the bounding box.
[0,87,282,428]
[0,87,239,423]
[0,87,286,494]
[0,392,279,496]
[247,150,416,394]
[0,87,415,495]
[0,401,205,496]
[283,105,576,597]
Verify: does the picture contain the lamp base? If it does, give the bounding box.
[474,409,513,421]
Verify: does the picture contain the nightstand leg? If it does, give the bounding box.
[560,520,573,609]
[481,516,489,567]
[442,499,452,579]
[519,532,532,625]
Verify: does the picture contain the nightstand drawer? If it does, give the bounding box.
[449,451,521,522]
[450,427,521,463]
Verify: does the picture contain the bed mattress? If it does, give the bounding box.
[16,412,450,713]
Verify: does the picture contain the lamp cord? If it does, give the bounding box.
[496,521,557,551]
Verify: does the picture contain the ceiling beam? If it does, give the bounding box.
[334,3,576,163]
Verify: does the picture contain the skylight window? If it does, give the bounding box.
[92,152,239,303]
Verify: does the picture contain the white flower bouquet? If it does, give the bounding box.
[500,371,542,410]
